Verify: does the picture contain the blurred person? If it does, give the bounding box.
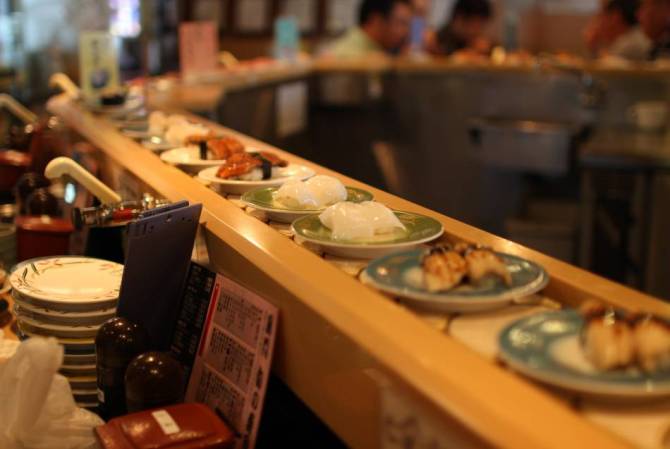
[329,0,413,57]
[428,0,493,56]
[584,0,651,60]
[638,0,670,58]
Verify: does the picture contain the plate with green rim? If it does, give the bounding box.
[292,212,443,259]
[499,310,670,399]
[241,186,374,223]
[361,249,548,313]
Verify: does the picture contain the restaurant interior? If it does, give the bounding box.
[1,1,670,448]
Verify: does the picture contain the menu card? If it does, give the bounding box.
[185,272,279,449]
[179,21,219,82]
[79,32,120,100]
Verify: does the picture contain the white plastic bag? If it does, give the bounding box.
[0,337,103,449]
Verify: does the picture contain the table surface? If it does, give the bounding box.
[581,127,670,170]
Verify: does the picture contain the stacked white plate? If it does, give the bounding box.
[0,224,16,270]
[9,256,123,407]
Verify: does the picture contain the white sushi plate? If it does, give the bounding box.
[9,256,123,311]
[160,146,226,174]
[198,164,316,195]
[13,294,116,326]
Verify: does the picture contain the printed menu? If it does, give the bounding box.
[185,272,278,449]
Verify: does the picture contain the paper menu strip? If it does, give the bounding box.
[186,274,278,449]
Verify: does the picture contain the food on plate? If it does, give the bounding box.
[164,121,209,146]
[579,301,670,373]
[631,315,670,373]
[207,136,245,160]
[318,201,405,241]
[216,152,288,181]
[422,246,467,292]
[420,244,512,292]
[581,306,635,371]
[465,248,512,286]
[274,175,347,209]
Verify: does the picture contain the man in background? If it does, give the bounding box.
[329,0,413,57]
[429,0,493,56]
[585,0,651,61]
[637,0,670,58]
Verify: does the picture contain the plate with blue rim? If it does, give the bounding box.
[241,186,373,223]
[361,249,548,312]
[499,309,670,399]
[292,212,443,259]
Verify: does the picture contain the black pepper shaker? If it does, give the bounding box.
[95,317,149,420]
[125,351,185,413]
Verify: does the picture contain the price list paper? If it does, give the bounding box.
[185,274,278,449]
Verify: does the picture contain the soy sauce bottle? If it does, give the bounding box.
[96,317,149,420]
[125,351,185,413]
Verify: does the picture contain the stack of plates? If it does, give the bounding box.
[9,256,123,407]
[0,223,16,269]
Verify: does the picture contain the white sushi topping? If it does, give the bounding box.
[164,122,209,146]
[319,201,405,241]
[275,175,346,209]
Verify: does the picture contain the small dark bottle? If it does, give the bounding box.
[95,317,149,420]
[125,351,185,413]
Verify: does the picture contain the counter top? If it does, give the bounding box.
[49,94,670,449]
[581,128,670,170]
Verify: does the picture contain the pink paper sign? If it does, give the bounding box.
[179,21,219,77]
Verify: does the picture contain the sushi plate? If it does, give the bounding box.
[141,136,173,152]
[14,294,116,325]
[361,250,548,313]
[199,164,316,195]
[17,316,101,338]
[160,146,226,174]
[9,256,123,311]
[292,212,444,259]
[499,310,670,400]
[241,186,374,223]
[19,329,96,354]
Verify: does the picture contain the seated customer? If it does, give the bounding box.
[638,0,670,59]
[584,0,651,61]
[429,0,493,56]
[329,0,413,58]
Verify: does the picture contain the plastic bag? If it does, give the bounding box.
[0,337,103,449]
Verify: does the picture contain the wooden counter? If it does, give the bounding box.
[48,94,670,449]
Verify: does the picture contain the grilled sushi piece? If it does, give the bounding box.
[464,248,512,286]
[581,307,636,371]
[207,136,245,160]
[422,246,468,292]
[216,152,288,180]
[631,315,670,373]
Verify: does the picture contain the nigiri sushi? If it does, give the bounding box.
[581,308,636,371]
[318,201,405,241]
[464,248,512,286]
[275,180,319,209]
[422,246,468,292]
[275,175,347,209]
[216,152,288,181]
[632,315,670,373]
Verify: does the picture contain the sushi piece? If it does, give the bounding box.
[216,152,288,180]
[421,246,468,292]
[207,136,245,160]
[318,201,405,241]
[464,248,512,286]
[631,315,670,373]
[581,308,636,371]
[275,180,319,209]
[304,175,347,207]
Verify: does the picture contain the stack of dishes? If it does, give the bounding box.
[9,256,123,407]
[0,223,16,270]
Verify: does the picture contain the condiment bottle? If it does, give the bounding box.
[96,317,149,420]
[125,351,185,413]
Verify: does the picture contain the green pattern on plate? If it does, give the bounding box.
[242,186,373,211]
[292,212,442,246]
[499,310,670,396]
